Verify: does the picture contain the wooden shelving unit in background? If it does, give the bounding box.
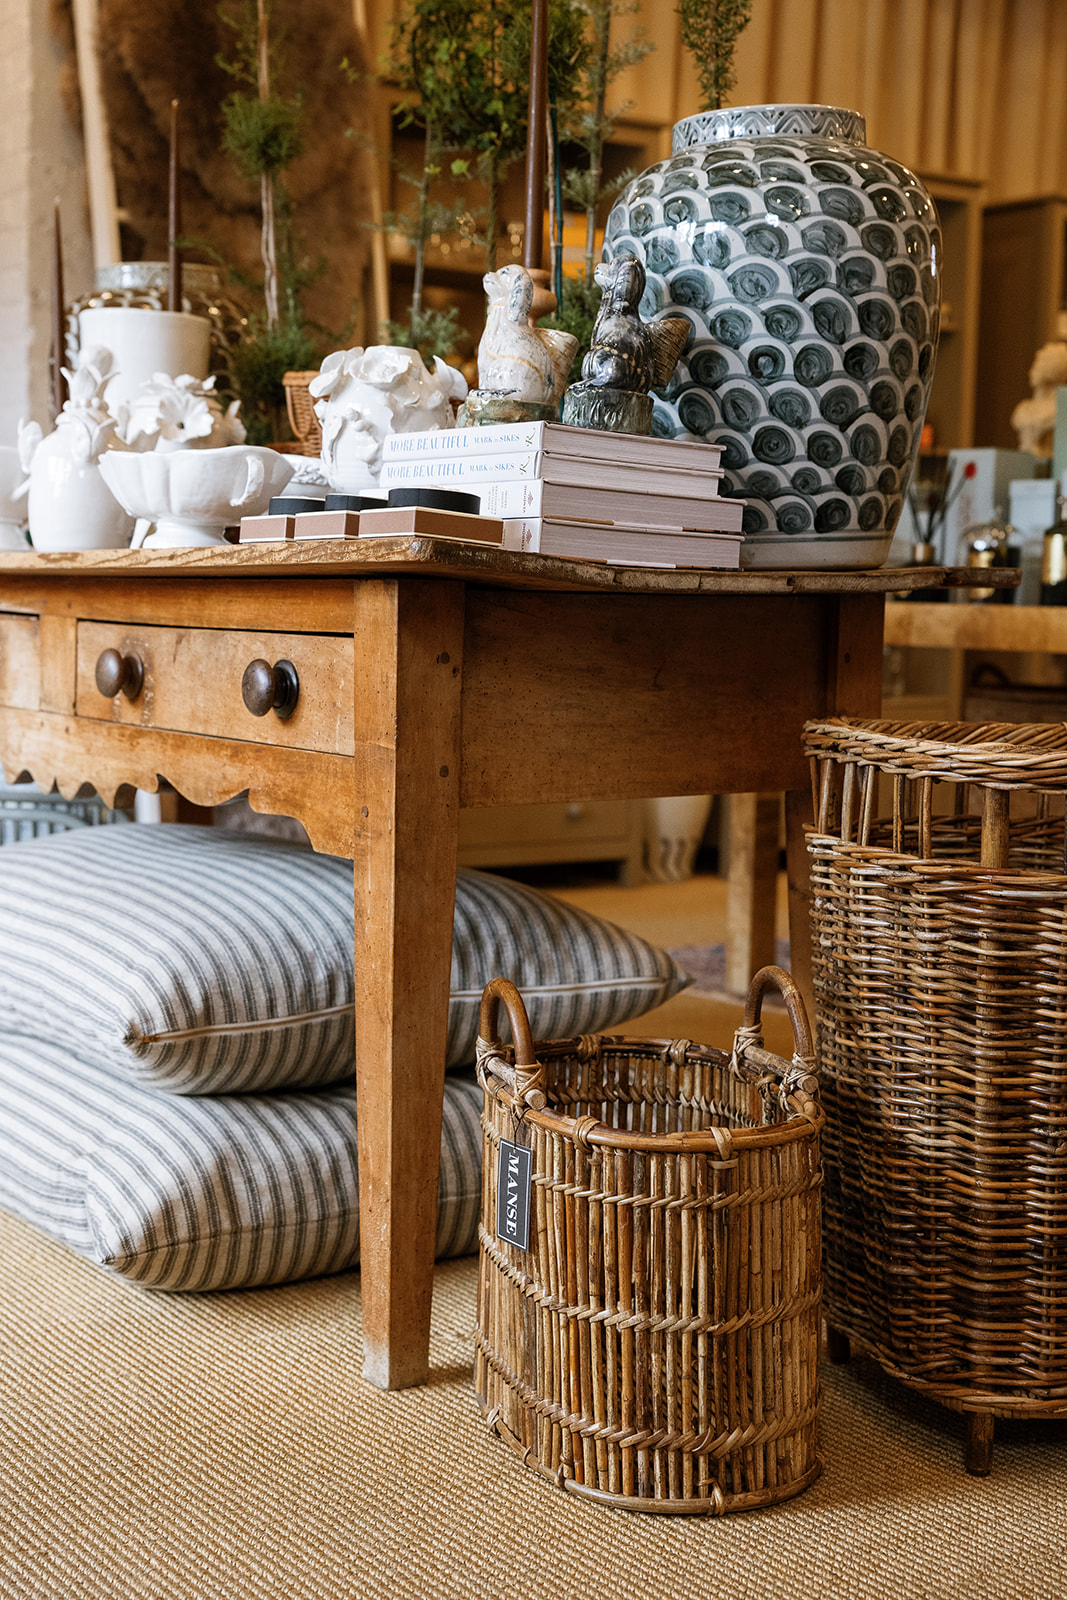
[921,172,985,452]
[976,194,1067,448]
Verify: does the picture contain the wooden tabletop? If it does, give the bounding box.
[0,541,1024,595]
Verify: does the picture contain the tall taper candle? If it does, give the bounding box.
[52,199,66,417]
[168,98,182,313]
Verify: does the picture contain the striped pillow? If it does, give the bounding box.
[0,825,688,1095]
[0,1035,483,1290]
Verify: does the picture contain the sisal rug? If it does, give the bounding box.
[1,1206,1065,1600]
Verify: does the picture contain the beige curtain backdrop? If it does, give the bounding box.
[618,0,1067,198]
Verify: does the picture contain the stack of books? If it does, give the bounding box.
[380,421,745,568]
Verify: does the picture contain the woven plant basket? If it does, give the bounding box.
[804,716,1067,1475]
[474,973,824,1516]
[282,370,322,457]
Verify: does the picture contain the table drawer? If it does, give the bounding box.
[0,615,40,711]
[76,622,354,754]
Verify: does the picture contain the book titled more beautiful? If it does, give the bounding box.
[381,420,724,472]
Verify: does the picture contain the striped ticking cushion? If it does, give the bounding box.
[0,824,689,1095]
[0,1034,483,1290]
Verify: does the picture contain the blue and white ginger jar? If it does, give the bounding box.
[603,104,941,569]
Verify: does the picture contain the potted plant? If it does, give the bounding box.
[216,0,324,442]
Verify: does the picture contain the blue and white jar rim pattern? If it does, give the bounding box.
[673,104,867,154]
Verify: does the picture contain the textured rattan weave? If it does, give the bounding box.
[804,716,1067,1475]
[281,370,323,457]
[473,974,823,1516]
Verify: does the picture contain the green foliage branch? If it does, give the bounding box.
[677,0,753,112]
[216,0,332,442]
[538,0,653,381]
[384,0,529,324]
[561,0,651,283]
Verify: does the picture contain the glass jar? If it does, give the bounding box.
[957,515,1014,604]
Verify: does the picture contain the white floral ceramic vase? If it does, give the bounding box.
[603,104,941,569]
[17,358,134,552]
[116,373,246,453]
[310,345,468,491]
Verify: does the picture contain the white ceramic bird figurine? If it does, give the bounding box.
[476,265,578,407]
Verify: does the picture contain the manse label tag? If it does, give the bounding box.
[496,1138,533,1251]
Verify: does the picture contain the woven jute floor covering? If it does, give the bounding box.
[1,1207,1064,1600]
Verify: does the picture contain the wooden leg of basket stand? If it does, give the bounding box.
[825,1324,851,1364]
[964,1411,995,1476]
[784,787,815,1021]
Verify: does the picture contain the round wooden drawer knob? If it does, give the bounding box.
[241,658,299,720]
[95,647,144,701]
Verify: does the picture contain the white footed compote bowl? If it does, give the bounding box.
[99,446,294,548]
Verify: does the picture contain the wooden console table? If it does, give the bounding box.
[0,541,956,1388]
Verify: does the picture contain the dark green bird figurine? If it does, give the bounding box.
[562,254,690,434]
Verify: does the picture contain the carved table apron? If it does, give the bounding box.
[0,538,937,1389]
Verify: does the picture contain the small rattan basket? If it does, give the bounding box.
[804,716,1067,1475]
[474,972,824,1516]
[282,370,322,457]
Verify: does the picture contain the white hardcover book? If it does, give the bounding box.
[503,517,742,569]
[381,420,724,472]
[379,451,725,498]
[463,479,744,532]
[380,453,542,485]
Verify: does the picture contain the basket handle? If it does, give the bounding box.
[743,965,814,1062]
[732,966,819,1114]
[476,977,547,1110]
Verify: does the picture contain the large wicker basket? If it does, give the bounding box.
[474,973,824,1516]
[804,716,1067,1475]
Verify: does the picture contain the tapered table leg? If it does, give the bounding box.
[352,578,465,1389]
[725,791,780,993]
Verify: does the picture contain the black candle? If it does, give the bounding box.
[52,199,66,417]
[168,98,182,313]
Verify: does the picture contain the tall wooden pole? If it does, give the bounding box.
[71,0,121,269]
[167,98,182,312]
[51,200,66,418]
[523,0,548,274]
